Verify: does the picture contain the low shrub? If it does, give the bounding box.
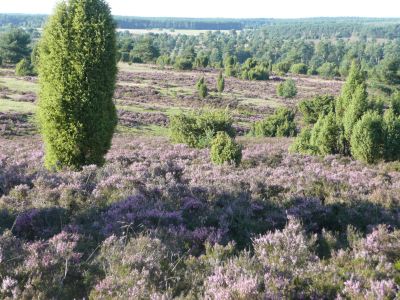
[317,62,338,78]
[174,57,193,70]
[15,58,34,76]
[277,79,297,98]
[290,63,308,75]
[350,112,385,164]
[169,110,235,148]
[210,131,242,166]
[298,95,335,124]
[251,108,297,137]
[240,58,269,80]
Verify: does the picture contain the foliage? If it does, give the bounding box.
[298,95,335,124]
[251,108,297,137]
[129,37,159,63]
[273,61,291,75]
[290,63,308,74]
[196,77,208,99]
[169,110,235,148]
[217,71,225,94]
[383,109,400,161]
[350,112,385,164]
[0,27,31,63]
[210,131,242,166]
[15,58,34,76]
[317,62,338,78]
[342,82,369,140]
[309,112,340,155]
[37,0,118,170]
[174,56,193,70]
[240,58,269,80]
[277,79,297,98]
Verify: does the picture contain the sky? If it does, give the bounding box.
[0,0,399,19]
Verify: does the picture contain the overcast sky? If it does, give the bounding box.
[0,0,399,18]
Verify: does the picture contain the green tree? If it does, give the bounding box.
[0,28,31,64]
[251,108,297,137]
[210,131,242,166]
[130,37,159,63]
[37,0,118,170]
[336,61,366,121]
[277,79,297,98]
[217,71,225,94]
[343,83,369,140]
[350,112,385,164]
[298,95,335,124]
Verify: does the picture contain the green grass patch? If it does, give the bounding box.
[0,99,36,113]
[240,97,283,108]
[0,77,38,94]
[116,124,169,137]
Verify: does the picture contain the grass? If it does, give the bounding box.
[240,97,283,108]
[0,99,36,113]
[0,77,38,94]
[116,124,169,136]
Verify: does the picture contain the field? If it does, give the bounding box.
[1,64,400,298]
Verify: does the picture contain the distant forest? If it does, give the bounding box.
[1,14,400,38]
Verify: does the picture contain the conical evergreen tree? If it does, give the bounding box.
[37,0,117,170]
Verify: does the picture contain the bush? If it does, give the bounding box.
[289,127,315,154]
[15,58,34,76]
[277,79,297,98]
[298,95,335,124]
[350,112,385,164]
[217,71,225,93]
[156,54,171,67]
[290,63,308,75]
[309,112,340,155]
[174,57,193,70]
[273,61,291,75]
[251,108,297,137]
[196,77,208,99]
[210,132,242,166]
[384,109,400,161]
[170,110,235,148]
[317,62,338,78]
[241,58,269,81]
[37,0,117,170]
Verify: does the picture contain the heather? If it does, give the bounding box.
[0,135,399,298]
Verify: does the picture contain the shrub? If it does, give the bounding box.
[217,71,225,94]
[384,109,400,161]
[317,62,338,78]
[298,95,335,124]
[391,91,400,116]
[350,112,385,164]
[273,61,291,75]
[343,83,369,140]
[37,0,117,170]
[289,127,315,154]
[277,79,297,98]
[196,77,208,99]
[156,54,171,67]
[309,112,340,155]
[251,108,297,137]
[241,58,269,81]
[15,58,34,76]
[174,57,193,70]
[223,55,238,77]
[290,63,308,75]
[170,110,235,148]
[210,132,242,166]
